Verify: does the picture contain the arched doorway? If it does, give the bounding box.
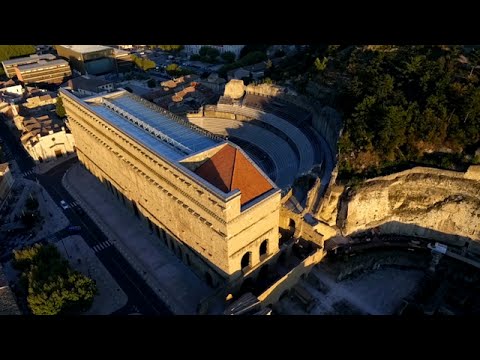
[205,272,213,288]
[257,264,269,285]
[259,240,268,258]
[241,252,251,269]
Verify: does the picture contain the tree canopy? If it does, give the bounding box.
[13,244,97,315]
[0,45,36,75]
[55,97,66,118]
[131,55,156,71]
[156,45,183,52]
[165,63,192,77]
[221,51,236,63]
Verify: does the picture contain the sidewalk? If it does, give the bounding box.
[7,178,70,243]
[56,235,128,315]
[62,164,213,315]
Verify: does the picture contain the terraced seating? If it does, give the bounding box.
[188,117,299,188]
[215,104,315,175]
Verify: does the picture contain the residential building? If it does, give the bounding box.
[2,54,56,78]
[17,115,75,163]
[14,59,72,85]
[60,88,281,290]
[66,75,115,96]
[113,48,134,73]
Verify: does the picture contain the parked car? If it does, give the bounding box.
[67,225,81,233]
[60,200,69,210]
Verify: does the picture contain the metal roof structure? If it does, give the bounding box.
[57,45,112,54]
[2,53,56,66]
[85,91,222,162]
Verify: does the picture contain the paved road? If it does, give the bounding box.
[39,161,173,315]
[0,119,173,315]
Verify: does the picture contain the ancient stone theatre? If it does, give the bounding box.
[59,88,281,288]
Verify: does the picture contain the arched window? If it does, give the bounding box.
[259,240,268,258]
[241,252,251,269]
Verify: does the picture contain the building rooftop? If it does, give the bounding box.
[0,162,9,174]
[84,91,219,160]
[0,265,21,315]
[2,53,56,66]
[194,144,274,206]
[17,59,69,72]
[68,76,112,93]
[58,45,112,54]
[61,89,277,204]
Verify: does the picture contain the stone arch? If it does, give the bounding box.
[241,251,252,269]
[259,239,268,258]
[289,219,296,229]
[205,272,213,287]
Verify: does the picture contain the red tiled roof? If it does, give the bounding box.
[194,144,273,206]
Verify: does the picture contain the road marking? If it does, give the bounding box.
[93,240,112,253]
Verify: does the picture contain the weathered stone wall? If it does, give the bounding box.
[343,167,480,246]
[61,91,281,282]
[257,249,325,308]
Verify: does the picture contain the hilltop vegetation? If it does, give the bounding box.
[13,243,97,315]
[0,45,36,75]
[336,45,480,180]
[268,45,480,181]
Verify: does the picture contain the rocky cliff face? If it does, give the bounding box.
[343,167,480,244]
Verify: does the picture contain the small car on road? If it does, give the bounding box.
[60,200,69,210]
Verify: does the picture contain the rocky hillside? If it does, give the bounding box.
[343,166,480,245]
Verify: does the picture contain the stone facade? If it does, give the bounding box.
[343,167,480,246]
[60,89,281,288]
[23,128,76,164]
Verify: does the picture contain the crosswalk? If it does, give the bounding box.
[23,169,35,177]
[69,201,80,208]
[92,240,113,253]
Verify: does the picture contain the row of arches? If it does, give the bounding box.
[240,239,269,269]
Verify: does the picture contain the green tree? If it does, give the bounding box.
[131,55,156,71]
[166,63,180,75]
[158,45,183,52]
[314,57,328,72]
[13,244,97,315]
[55,97,66,118]
[221,51,236,63]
